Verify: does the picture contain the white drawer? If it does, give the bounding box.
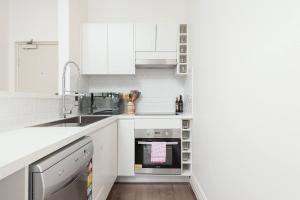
[135,119,181,129]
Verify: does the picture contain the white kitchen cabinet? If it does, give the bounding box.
[135,23,178,52]
[135,23,156,51]
[108,24,135,74]
[81,23,135,75]
[0,169,27,200]
[81,24,108,74]
[89,122,118,200]
[118,119,135,176]
[135,119,181,129]
[156,24,179,52]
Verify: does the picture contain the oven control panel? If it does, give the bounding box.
[135,129,181,138]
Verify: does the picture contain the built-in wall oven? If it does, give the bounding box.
[135,129,181,175]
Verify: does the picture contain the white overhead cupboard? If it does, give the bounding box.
[81,24,135,75]
[82,24,108,74]
[156,24,179,52]
[108,24,135,74]
[135,23,178,52]
[135,24,157,52]
[135,23,179,66]
[81,23,186,75]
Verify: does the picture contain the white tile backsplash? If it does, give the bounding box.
[0,68,192,134]
[88,68,186,114]
[183,60,193,115]
[0,95,62,133]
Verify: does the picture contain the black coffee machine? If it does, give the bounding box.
[80,92,123,115]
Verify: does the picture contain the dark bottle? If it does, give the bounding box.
[179,95,184,113]
[175,97,179,113]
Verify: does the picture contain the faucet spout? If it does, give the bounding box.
[62,61,81,118]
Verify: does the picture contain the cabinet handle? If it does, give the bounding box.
[138,141,178,145]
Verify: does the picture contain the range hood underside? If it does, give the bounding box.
[135,51,178,68]
[135,59,177,68]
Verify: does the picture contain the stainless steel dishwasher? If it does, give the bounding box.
[29,137,93,200]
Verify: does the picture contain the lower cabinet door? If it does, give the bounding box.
[89,122,118,200]
[118,119,135,176]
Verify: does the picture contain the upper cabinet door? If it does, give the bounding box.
[156,24,178,52]
[135,24,156,52]
[81,24,108,74]
[108,24,135,74]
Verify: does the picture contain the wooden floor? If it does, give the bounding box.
[107,183,197,200]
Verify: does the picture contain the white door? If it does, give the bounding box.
[135,23,156,52]
[118,119,135,176]
[81,24,108,74]
[108,24,135,74]
[156,24,178,52]
[16,42,58,94]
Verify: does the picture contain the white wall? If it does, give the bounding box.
[9,0,57,41]
[87,0,187,23]
[58,0,89,94]
[58,0,70,94]
[0,93,81,133]
[8,0,58,91]
[0,94,61,133]
[0,0,9,91]
[189,0,300,199]
[69,0,89,92]
[88,69,185,114]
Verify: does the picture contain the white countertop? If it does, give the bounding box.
[118,114,193,119]
[0,114,192,180]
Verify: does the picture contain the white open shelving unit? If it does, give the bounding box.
[181,119,192,176]
[177,24,189,75]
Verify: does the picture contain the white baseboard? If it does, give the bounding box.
[190,174,208,200]
[117,176,190,183]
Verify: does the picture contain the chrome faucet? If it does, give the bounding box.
[62,61,85,118]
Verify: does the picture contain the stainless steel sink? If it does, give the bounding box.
[32,116,111,127]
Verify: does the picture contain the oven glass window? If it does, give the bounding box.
[135,138,181,169]
[143,145,173,166]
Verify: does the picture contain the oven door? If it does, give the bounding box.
[135,138,181,175]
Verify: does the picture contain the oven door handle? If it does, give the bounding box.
[137,141,178,145]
